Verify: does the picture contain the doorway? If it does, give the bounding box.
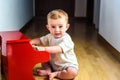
[35,0,94,24]
[35,0,75,18]
[86,0,94,24]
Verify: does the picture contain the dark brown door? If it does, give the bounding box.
[86,0,94,24]
[35,0,75,17]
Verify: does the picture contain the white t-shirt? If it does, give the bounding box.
[40,33,78,71]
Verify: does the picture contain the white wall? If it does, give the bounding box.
[75,0,87,17]
[0,0,33,31]
[93,0,100,30]
[99,0,120,52]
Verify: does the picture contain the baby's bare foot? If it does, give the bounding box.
[37,69,50,76]
[48,72,58,80]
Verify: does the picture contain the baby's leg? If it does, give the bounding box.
[37,62,51,76]
[48,67,78,80]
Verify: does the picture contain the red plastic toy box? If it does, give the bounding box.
[0,31,50,80]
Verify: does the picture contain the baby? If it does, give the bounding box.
[30,9,78,80]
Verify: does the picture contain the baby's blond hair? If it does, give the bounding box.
[47,9,69,23]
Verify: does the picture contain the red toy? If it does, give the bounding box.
[0,31,50,80]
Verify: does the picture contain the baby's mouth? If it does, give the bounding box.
[55,33,61,36]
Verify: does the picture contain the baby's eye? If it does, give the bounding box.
[51,26,55,28]
[59,26,63,28]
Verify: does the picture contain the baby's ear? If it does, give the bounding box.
[46,25,49,30]
[66,24,70,29]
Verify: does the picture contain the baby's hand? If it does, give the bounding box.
[32,45,45,51]
[37,46,46,51]
[32,45,38,50]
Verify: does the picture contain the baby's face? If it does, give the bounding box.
[46,17,69,38]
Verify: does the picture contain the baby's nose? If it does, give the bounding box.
[55,27,60,32]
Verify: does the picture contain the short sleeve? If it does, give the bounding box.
[59,35,74,53]
[40,34,50,46]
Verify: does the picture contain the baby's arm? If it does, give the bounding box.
[36,46,63,54]
[30,38,41,45]
[30,38,62,53]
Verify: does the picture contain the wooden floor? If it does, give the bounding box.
[22,18,120,80]
[1,18,120,80]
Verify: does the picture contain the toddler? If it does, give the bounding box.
[30,9,78,80]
